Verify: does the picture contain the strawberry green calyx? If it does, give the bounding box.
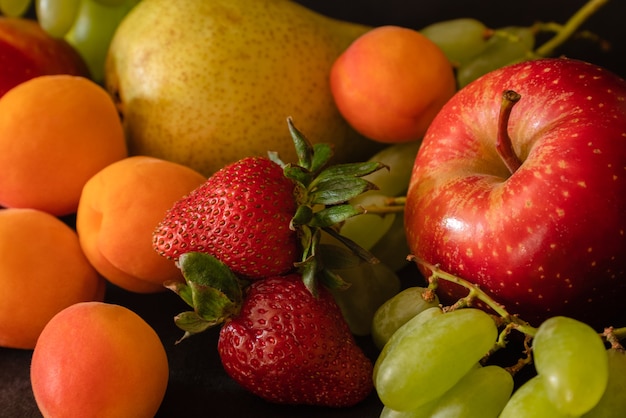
[165,252,244,343]
[270,117,387,294]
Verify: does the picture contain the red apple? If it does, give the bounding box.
[405,58,626,328]
[0,17,89,98]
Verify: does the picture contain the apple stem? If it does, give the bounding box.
[496,90,523,175]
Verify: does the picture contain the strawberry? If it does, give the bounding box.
[219,274,373,407]
[168,252,374,407]
[153,156,298,279]
[158,120,387,406]
[153,118,385,289]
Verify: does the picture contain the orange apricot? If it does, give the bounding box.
[76,156,206,293]
[0,208,104,349]
[31,301,169,418]
[330,25,457,143]
[0,75,127,216]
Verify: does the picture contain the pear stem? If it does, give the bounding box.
[496,90,522,175]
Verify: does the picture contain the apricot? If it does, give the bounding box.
[0,75,127,216]
[330,25,457,143]
[0,208,104,349]
[76,156,206,293]
[31,301,169,418]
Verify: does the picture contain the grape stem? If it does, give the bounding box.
[410,255,537,337]
[410,256,626,347]
[360,196,406,214]
[534,0,610,57]
[503,334,534,375]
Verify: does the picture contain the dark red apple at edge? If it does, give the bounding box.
[0,17,90,98]
[405,57,626,329]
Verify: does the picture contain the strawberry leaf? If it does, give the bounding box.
[188,280,240,323]
[323,226,380,265]
[172,311,219,343]
[164,280,194,307]
[286,116,334,172]
[308,176,377,205]
[318,268,351,291]
[309,204,363,228]
[179,252,243,305]
[282,164,313,186]
[166,252,245,339]
[298,224,316,262]
[290,205,314,229]
[299,255,319,296]
[274,118,389,295]
[287,116,315,171]
[315,161,387,180]
[317,243,362,270]
[309,143,334,173]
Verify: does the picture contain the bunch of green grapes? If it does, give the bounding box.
[372,284,625,417]
[35,0,140,82]
[373,306,513,417]
[0,0,139,82]
[500,316,615,417]
[421,0,606,89]
[420,19,535,88]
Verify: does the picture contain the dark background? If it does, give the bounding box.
[1,1,625,417]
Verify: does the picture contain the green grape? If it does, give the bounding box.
[360,140,421,197]
[582,348,626,417]
[0,0,32,17]
[328,260,401,336]
[380,398,439,418]
[368,212,410,271]
[532,316,609,416]
[371,286,440,350]
[35,0,81,38]
[500,375,572,418]
[380,363,490,418]
[420,18,490,68]
[429,365,513,418]
[64,0,140,82]
[93,0,126,5]
[456,26,535,88]
[375,306,443,369]
[374,308,497,411]
[340,192,397,250]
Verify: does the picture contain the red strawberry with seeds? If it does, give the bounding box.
[168,252,374,407]
[154,118,386,290]
[159,120,387,407]
[218,273,374,407]
[153,156,298,279]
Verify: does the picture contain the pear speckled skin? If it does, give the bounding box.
[105,0,383,176]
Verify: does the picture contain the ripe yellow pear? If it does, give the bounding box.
[105,0,383,176]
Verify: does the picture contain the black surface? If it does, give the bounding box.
[2,1,626,417]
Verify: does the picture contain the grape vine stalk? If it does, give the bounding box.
[409,255,626,374]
